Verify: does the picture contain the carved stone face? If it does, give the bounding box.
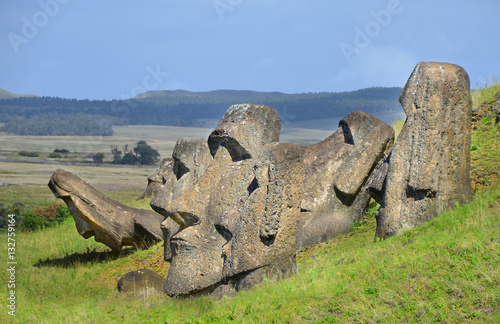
[152,104,302,297]
[149,104,395,297]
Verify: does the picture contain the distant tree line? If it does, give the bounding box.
[0,87,403,129]
[0,113,126,136]
[111,141,159,165]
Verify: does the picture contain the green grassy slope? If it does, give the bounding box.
[0,88,16,99]
[0,184,497,323]
[470,83,500,192]
[0,85,499,323]
[0,88,38,99]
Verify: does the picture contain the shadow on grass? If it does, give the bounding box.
[34,247,137,268]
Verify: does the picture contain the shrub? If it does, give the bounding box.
[54,148,70,154]
[121,151,140,165]
[32,203,71,223]
[20,211,53,231]
[17,203,72,231]
[91,152,105,164]
[18,150,39,157]
[49,152,63,158]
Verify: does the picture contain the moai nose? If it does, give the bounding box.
[164,200,201,227]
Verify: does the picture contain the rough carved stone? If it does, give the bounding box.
[149,137,212,260]
[117,268,164,297]
[151,104,305,297]
[48,169,165,251]
[49,101,396,298]
[297,111,394,248]
[151,103,394,297]
[371,62,473,239]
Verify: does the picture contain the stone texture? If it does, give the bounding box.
[48,169,164,251]
[153,103,395,297]
[297,111,394,248]
[117,268,164,297]
[159,104,304,297]
[207,103,281,160]
[373,62,473,239]
[50,101,398,298]
[139,158,173,199]
[147,137,212,260]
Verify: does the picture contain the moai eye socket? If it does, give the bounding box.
[173,158,189,180]
[208,131,252,162]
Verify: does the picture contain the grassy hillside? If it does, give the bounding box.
[0,85,498,323]
[0,88,38,100]
[470,83,500,192]
[0,184,497,323]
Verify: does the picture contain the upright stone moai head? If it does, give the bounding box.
[152,104,303,297]
[373,62,473,239]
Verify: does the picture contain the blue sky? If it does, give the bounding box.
[1,0,499,100]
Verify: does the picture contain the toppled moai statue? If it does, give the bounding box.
[298,111,394,248]
[48,169,165,251]
[151,104,303,297]
[151,103,395,297]
[49,101,396,297]
[368,62,473,239]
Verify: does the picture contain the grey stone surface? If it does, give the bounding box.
[48,169,164,251]
[373,62,473,239]
[117,268,164,297]
[297,111,394,248]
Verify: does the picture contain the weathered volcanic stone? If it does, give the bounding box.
[150,138,212,220]
[373,62,473,239]
[157,103,395,297]
[117,268,164,297]
[139,158,173,199]
[297,111,394,248]
[149,137,212,260]
[49,101,399,299]
[48,169,164,251]
[207,103,281,160]
[160,104,304,297]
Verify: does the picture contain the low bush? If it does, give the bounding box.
[18,150,39,157]
[49,152,62,158]
[0,202,71,231]
[54,148,70,154]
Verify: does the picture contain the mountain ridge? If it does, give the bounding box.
[0,87,38,100]
[0,86,404,133]
[133,89,288,99]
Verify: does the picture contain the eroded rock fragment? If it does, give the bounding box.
[117,268,164,297]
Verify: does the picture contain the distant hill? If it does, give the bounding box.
[0,88,38,100]
[134,89,287,99]
[0,87,404,134]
